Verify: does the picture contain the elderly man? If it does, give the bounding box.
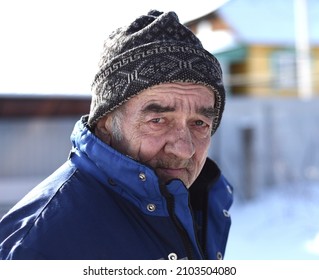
[0,10,233,260]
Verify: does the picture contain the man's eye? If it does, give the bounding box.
[195,120,205,126]
[151,118,162,124]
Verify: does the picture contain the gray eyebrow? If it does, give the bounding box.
[197,107,217,119]
[141,102,216,119]
[141,103,175,114]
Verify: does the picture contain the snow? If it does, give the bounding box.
[225,183,319,260]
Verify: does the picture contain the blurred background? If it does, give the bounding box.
[0,0,319,259]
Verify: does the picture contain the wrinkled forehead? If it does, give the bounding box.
[138,82,215,103]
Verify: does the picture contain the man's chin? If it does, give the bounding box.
[156,169,191,188]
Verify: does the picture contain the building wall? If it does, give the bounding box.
[312,48,319,93]
[0,117,78,217]
[217,45,299,97]
[210,97,319,200]
[0,118,77,177]
[245,45,273,96]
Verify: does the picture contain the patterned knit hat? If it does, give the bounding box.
[88,10,225,135]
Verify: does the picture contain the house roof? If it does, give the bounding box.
[217,0,319,45]
[0,94,90,118]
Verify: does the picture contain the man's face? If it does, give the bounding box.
[102,82,215,188]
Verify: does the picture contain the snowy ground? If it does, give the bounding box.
[225,182,319,260]
[1,180,319,260]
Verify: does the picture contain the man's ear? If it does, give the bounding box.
[94,116,112,144]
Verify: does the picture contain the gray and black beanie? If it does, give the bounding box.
[88,10,226,135]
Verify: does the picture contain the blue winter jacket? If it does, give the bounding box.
[0,117,233,260]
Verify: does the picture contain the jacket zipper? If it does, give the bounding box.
[160,184,195,260]
[200,203,209,259]
[189,202,207,259]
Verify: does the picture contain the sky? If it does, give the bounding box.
[0,0,228,95]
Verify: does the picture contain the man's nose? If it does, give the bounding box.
[164,125,195,160]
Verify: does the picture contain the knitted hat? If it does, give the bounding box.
[88,10,225,135]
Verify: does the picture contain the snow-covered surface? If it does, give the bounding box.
[225,183,319,260]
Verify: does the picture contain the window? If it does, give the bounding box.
[272,50,297,89]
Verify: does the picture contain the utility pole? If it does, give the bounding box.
[294,0,313,99]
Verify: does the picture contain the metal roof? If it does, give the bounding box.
[218,0,319,45]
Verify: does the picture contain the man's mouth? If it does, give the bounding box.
[159,167,185,174]
[156,167,188,179]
